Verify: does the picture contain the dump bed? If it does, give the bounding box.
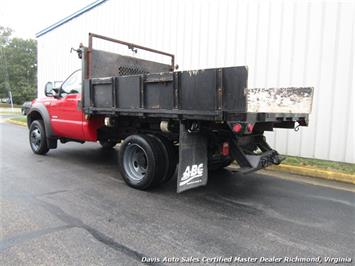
[81,34,313,125]
[83,61,313,124]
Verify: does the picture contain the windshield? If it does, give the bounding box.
[61,70,82,95]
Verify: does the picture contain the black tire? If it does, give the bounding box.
[29,120,49,155]
[99,140,117,149]
[118,134,165,190]
[149,134,177,184]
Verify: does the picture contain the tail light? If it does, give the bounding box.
[221,142,229,156]
[247,123,254,133]
[232,123,242,133]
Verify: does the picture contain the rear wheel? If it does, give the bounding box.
[118,134,165,190]
[29,120,49,155]
[149,134,177,184]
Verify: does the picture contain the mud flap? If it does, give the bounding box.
[177,123,208,193]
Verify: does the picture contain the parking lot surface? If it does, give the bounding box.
[0,121,354,265]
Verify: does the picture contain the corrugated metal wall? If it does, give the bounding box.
[37,0,354,163]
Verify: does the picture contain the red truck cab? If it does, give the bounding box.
[28,69,104,154]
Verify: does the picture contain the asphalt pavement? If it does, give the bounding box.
[0,119,354,265]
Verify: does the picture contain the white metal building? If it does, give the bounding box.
[36,0,354,163]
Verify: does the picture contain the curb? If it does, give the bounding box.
[6,119,27,127]
[0,112,21,115]
[267,164,355,185]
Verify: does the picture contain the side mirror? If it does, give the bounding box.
[45,82,60,98]
[45,82,53,96]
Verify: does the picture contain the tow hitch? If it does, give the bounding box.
[229,135,285,174]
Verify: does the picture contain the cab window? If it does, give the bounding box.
[61,70,82,96]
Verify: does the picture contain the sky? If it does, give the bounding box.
[0,0,95,39]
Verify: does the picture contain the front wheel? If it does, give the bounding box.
[29,120,49,155]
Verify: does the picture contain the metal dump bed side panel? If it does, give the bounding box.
[82,65,312,124]
[83,66,249,121]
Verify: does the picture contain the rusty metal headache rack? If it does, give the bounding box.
[85,33,175,79]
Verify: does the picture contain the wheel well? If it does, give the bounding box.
[27,111,43,128]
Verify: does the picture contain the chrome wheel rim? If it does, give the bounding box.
[123,143,147,182]
[30,126,41,151]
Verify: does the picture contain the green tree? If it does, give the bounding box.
[0,26,12,46]
[0,26,37,104]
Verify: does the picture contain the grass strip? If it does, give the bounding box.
[7,116,27,126]
[283,155,355,175]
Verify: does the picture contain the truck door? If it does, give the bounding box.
[50,70,85,140]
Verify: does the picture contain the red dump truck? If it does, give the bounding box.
[28,33,313,192]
